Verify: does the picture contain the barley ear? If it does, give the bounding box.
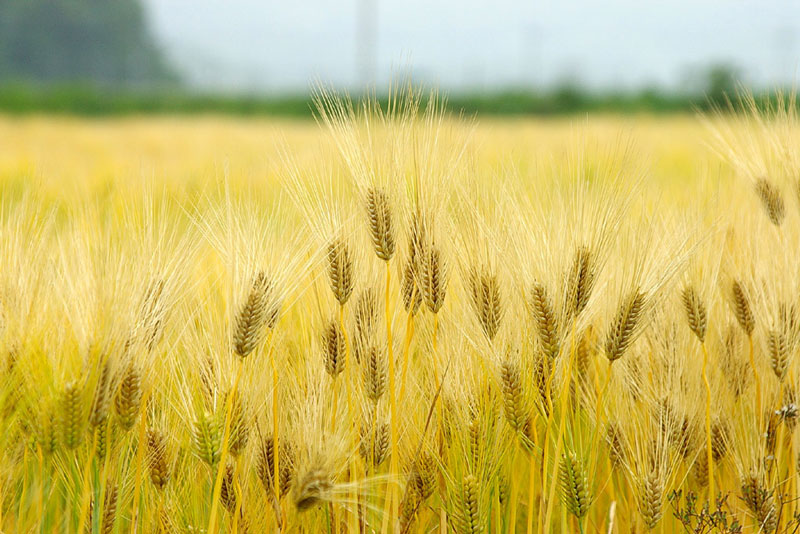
[755,178,785,226]
[560,452,591,519]
[680,285,707,343]
[366,187,395,261]
[605,289,646,362]
[731,280,755,336]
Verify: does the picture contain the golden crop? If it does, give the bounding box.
[0,91,799,533]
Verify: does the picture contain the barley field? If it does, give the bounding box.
[1,91,799,534]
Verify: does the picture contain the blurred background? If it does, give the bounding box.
[0,0,797,115]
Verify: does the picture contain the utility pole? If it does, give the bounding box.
[356,0,377,87]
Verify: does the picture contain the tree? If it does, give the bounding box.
[0,0,176,85]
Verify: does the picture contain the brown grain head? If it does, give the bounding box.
[366,187,396,261]
[604,289,646,362]
[322,319,347,378]
[531,282,559,360]
[680,285,707,343]
[327,238,354,306]
[755,178,786,226]
[420,244,447,314]
[233,271,272,358]
[362,344,387,403]
[564,246,596,318]
[468,266,503,342]
[731,280,755,336]
[147,428,171,491]
[114,362,142,431]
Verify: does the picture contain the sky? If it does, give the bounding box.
[143,0,800,93]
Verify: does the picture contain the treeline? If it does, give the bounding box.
[0,83,789,117]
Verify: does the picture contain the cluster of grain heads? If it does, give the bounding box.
[11,86,800,534]
[256,432,296,515]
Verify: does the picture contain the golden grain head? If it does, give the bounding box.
[730,280,755,336]
[468,266,503,341]
[605,289,646,362]
[680,285,707,343]
[366,187,396,261]
[233,271,273,358]
[565,245,596,318]
[754,178,785,226]
[327,238,354,305]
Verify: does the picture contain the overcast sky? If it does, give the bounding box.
[143,0,800,93]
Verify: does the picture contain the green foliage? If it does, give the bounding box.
[0,83,795,117]
[0,0,175,84]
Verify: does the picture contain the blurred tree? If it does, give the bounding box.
[703,64,741,107]
[0,0,177,85]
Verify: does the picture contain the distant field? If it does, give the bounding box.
[0,114,721,196]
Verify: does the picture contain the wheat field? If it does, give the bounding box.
[1,91,799,534]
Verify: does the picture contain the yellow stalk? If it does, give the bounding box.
[508,440,520,534]
[207,357,245,533]
[494,480,502,534]
[701,342,714,502]
[76,430,99,534]
[526,428,538,534]
[386,263,399,528]
[399,310,415,402]
[18,445,28,525]
[37,444,44,525]
[543,324,577,531]
[747,335,761,426]
[131,387,152,534]
[232,478,243,533]
[338,303,360,534]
